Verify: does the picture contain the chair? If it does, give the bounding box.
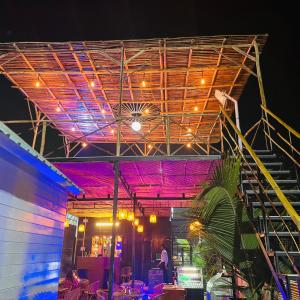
[84,280,100,300]
[121,266,132,283]
[64,287,81,300]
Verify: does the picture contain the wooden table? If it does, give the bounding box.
[161,285,186,300]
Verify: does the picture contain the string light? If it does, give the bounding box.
[110,129,114,134]
[71,127,75,132]
[82,142,88,148]
[187,128,192,133]
[141,80,146,87]
[187,143,191,148]
[145,108,149,114]
[134,218,139,226]
[194,106,198,112]
[200,78,205,85]
[101,109,106,114]
[147,144,152,149]
[56,107,61,112]
[118,209,128,220]
[90,81,95,88]
[35,80,40,88]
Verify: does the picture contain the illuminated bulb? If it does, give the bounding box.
[78,224,85,232]
[145,108,149,114]
[117,236,122,242]
[82,142,88,148]
[35,81,40,88]
[110,129,114,134]
[127,212,134,222]
[187,143,191,148]
[187,128,192,133]
[64,220,70,228]
[71,127,75,132]
[90,81,95,87]
[131,121,141,131]
[118,209,128,220]
[200,78,205,85]
[194,106,198,112]
[147,144,152,149]
[56,107,61,112]
[149,214,157,224]
[101,109,106,114]
[141,80,146,87]
[137,225,144,233]
[189,223,194,231]
[134,218,139,226]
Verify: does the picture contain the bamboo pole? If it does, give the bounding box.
[39,121,47,155]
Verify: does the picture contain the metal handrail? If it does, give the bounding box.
[220,105,300,231]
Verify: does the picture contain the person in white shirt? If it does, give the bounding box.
[158,244,169,283]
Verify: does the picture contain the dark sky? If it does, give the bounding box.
[0,1,298,155]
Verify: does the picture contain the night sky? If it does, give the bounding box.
[0,1,298,155]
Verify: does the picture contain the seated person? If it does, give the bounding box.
[64,270,80,290]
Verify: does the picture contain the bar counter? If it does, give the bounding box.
[77,256,120,287]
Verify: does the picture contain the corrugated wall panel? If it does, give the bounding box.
[0,143,69,299]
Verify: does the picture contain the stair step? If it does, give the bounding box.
[242,179,297,184]
[252,202,300,207]
[274,251,300,256]
[252,149,272,154]
[258,216,292,221]
[268,231,300,237]
[244,154,276,159]
[246,189,300,195]
[243,162,282,167]
[241,170,290,175]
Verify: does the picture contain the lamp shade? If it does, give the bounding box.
[137,225,144,233]
[78,224,85,232]
[134,218,139,226]
[149,214,157,223]
[127,212,134,221]
[118,209,128,220]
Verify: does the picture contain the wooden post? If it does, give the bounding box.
[39,120,47,155]
[166,116,171,155]
[108,161,119,300]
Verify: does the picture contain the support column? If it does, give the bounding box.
[116,47,125,156]
[39,120,47,155]
[166,116,171,155]
[131,194,136,287]
[108,161,120,300]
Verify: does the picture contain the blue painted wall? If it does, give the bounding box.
[0,130,76,299]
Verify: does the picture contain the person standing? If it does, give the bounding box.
[158,244,169,283]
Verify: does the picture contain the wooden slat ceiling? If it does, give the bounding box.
[0,35,267,145]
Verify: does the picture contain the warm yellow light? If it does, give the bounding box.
[117,236,122,242]
[200,78,205,85]
[118,209,128,220]
[101,109,106,114]
[90,81,95,87]
[95,222,120,227]
[64,220,70,227]
[189,221,201,231]
[194,106,198,112]
[56,107,61,112]
[149,214,157,223]
[78,224,85,232]
[35,81,40,88]
[141,80,146,87]
[147,144,152,149]
[82,142,88,148]
[145,108,149,114]
[111,129,114,134]
[127,212,134,222]
[134,218,139,226]
[189,223,194,231]
[187,128,192,133]
[187,143,191,148]
[137,225,144,233]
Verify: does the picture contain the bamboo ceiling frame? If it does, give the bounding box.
[0,35,267,157]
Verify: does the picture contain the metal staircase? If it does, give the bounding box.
[241,149,300,299]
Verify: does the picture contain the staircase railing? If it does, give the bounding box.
[218,105,300,299]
